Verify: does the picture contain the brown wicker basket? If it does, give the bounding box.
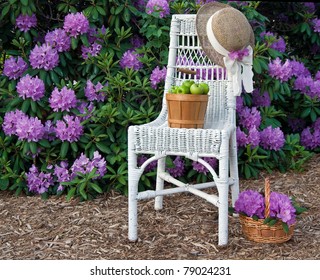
[239,178,295,243]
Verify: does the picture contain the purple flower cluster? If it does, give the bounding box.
[236,126,260,148]
[238,106,261,129]
[26,165,54,194]
[70,151,107,178]
[150,66,167,89]
[167,156,185,178]
[269,192,296,225]
[146,0,170,18]
[304,2,316,13]
[29,44,59,71]
[130,35,145,48]
[3,56,28,80]
[55,115,83,142]
[260,31,286,52]
[268,57,293,82]
[301,118,320,149]
[119,50,143,70]
[15,14,37,32]
[84,80,106,102]
[235,190,297,225]
[16,74,45,101]
[192,157,217,175]
[77,101,95,121]
[259,126,285,151]
[251,90,271,107]
[235,190,265,218]
[45,28,71,52]
[228,48,249,61]
[312,18,320,33]
[81,42,102,59]
[63,12,89,37]
[49,86,77,112]
[294,73,320,99]
[2,110,45,142]
[54,161,71,192]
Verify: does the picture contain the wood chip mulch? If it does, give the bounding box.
[1,155,319,260]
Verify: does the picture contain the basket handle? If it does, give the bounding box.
[264,177,270,218]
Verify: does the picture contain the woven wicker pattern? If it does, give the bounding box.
[239,178,295,243]
[128,14,240,246]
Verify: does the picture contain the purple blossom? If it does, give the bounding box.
[167,156,185,178]
[63,12,89,37]
[259,126,285,151]
[45,28,71,52]
[16,74,45,101]
[287,117,306,133]
[235,190,265,218]
[192,157,217,175]
[132,0,147,11]
[247,126,260,148]
[236,127,247,148]
[236,96,244,112]
[81,42,102,59]
[55,115,83,142]
[77,101,95,121]
[301,125,320,150]
[251,90,271,107]
[84,80,106,102]
[3,56,28,80]
[312,18,320,33]
[49,86,77,112]
[270,192,296,225]
[261,31,286,52]
[43,120,56,141]
[26,165,54,194]
[119,50,143,70]
[150,66,167,89]
[268,57,293,82]
[137,155,157,172]
[146,0,170,18]
[54,161,71,185]
[29,43,59,71]
[15,115,45,142]
[290,61,310,77]
[15,14,37,32]
[71,151,106,178]
[130,35,145,48]
[304,2,316,13]
[2,109,27,136]
[316,71,320,81]
[294,76,317,98]
[238,107,261,129]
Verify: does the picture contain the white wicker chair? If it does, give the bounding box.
[128,14,239,246]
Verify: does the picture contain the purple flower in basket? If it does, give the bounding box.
[269,192,296,225]
[235,190,265,218]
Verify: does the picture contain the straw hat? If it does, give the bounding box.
[196,2,254,67]
[196,2,255,95]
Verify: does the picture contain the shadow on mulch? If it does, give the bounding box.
[1,155,319,260]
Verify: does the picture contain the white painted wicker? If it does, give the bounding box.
[128,14,239,246]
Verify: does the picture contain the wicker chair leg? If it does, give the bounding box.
[155,157,166,210]
[229,133,239,207]
[217,182,229,246]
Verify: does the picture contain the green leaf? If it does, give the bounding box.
[90,183,103,193]
[66,187,76,201]
[21,99,31,113]
[60,141,69,158]
[96,142,111,154]
[39,139,51,148]
[253,58,262,74]
[1,5,10,19]
[79,182,88,200]
[20,0,29,6]
[29,142,37,154]
[71,38,79,50]
[71,142,78,152]
[268,219,278,226]
[282,222,289,234]
[0,178,10,190]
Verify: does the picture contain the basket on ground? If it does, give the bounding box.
[239,178,295,243]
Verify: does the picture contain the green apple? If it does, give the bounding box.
[190,83,204,95]
[199,82,210,95]
[182,80,195,88]
[169,86,178,93]
[177,85,190,94]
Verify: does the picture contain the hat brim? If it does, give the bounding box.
[196,2,255,67]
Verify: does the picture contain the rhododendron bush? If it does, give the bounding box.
[0,1,319,199]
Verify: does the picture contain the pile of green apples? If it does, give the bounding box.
[169,80,209,95]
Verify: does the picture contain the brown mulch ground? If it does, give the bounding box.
[0,155,319,260]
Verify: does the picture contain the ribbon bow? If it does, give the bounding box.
[223,46,254,96]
